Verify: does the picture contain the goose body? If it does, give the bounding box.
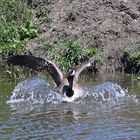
[7,55,91,101]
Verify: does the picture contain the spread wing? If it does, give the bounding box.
[74,61,91,81]
[7,55,64,86]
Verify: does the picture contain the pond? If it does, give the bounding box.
[0,69,140,139]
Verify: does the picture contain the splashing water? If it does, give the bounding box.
[7,78,63,104]
[2,72,140,140]
[83,82,139,113]
[7,78,63,113]
[8,78,49,103]
[7,78,138,113]
[88,82,127,102]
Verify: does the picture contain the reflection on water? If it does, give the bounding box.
[0,69,140,139]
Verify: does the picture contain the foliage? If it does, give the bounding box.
[0,0,102,71]
[83,47,102,62]
[42,35,102,71]
[36,6,52,24]
[124,48,140,66]
[43,37,81,71]
[128,39,140,46]
[0,0,37,55]
[123,48,140,73]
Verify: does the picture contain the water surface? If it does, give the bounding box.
[0,70,139,139]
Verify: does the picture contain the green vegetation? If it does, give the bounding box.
[0,0,37,55]
[42,34,102,71]
[123,48,140,73]
[0,0,102,71]
[124,48,140,66]
[128,39,140,46]
[83,47,102,62]
[36,6,52,24]
[43,37,81,71]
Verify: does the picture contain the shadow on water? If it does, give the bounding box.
[0,69,140,139]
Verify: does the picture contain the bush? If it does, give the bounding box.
[42,34,102,71]
[0,0,37,55]
[123,48,140,72]
[83,47,102,62]
[45,37,81,71]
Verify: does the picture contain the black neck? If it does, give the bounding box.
[65,75,74,97]
[67,75,74,89]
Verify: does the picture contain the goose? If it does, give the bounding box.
[7,55,91,101]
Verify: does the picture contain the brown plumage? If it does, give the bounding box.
[7,55,91,99]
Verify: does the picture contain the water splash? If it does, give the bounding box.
[85,82,139,106]
[7,78,64,104]
[7,78,63,113]
[7,79,138,113]
[88,82,127,102]
[7,78,49,104]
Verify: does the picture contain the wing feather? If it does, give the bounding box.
[74,61,91,81]
[7,55,63,86]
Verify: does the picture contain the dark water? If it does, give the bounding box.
[0,70,140,140]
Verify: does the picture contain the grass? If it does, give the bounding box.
[0,0,37,55]
[1,0,102,72]
[83,47,102,62]
[35,5,52,24]
[123,47,140,73]
[41,33,102,71]
[43,36,81,71]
